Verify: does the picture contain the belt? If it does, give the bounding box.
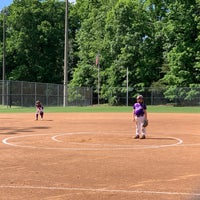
[136,114,144,117]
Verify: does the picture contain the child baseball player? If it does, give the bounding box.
[133,95,148,139]
[35,100,44,120]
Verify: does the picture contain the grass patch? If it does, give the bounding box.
[0,105,200,113]
[149,105,200,113]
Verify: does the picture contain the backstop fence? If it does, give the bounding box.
[0,80,200,107]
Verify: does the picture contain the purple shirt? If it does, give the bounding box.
[133,103,146,116]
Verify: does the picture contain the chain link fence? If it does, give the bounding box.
[0,80,93,107]
[99,87,200,106]
[1,80,200,107]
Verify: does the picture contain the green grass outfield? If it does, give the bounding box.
[0,105,200,113]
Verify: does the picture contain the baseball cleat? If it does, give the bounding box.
[140,135,146,139]
[134,135,140,139]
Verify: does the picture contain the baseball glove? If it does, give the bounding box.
[143,119,148,127]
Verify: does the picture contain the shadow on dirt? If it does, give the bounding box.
[0,126,50,135]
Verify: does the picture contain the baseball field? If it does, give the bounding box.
[0,106,200,200]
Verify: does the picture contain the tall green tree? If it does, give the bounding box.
[5,0,66,82]
[160,0,200,101]
[71,0,172,104]
[1,0,200,105]
[70,0,110,92]
[100,0,165,103]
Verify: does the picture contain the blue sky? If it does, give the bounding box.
[0,0,13,10]
[0,0,75,11]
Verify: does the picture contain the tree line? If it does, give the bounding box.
[0,0,200,105]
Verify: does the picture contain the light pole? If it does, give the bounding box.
[63,0,68,107]
[2,9,7,106]
[126,67,129,106]
[96,54,100,105]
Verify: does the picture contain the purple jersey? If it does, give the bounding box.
[133,103,146,116]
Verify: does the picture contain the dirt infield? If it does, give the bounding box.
[0,112,200,200]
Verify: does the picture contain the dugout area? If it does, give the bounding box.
[0,113,200,200]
